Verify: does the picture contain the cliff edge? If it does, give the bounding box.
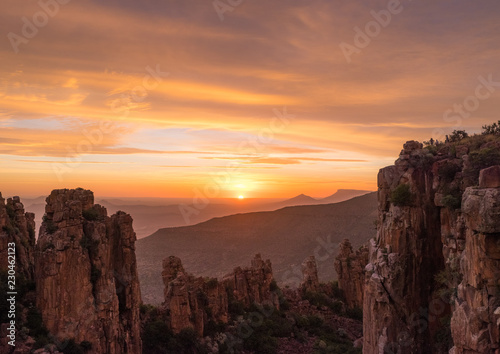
[364,138,500,353]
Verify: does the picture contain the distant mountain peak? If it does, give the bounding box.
[335,188,370,192]
[319,189,372,204]
[295,193,314,198]
[287,194,317,202]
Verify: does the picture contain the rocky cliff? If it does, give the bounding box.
[0,194,36,279]
[300,255,320,293]
[162,256,228,336]
[363,139,500,353]
[35,188,142,354]
[334,239,368,310]
[162,254,280,336]
[451,167,500,353]
[0,195,37,354]
[222,254,280,310]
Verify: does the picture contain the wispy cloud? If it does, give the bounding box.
[201,156,367,165]
[1,0,499,197]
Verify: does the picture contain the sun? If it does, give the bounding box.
[238,195,245,200]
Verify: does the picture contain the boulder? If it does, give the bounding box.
[479,165,500,188]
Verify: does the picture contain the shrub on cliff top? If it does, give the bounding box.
[447,130,468,143]
[465,147,500,183]
[390,184,412,207]
[482,120,500,135]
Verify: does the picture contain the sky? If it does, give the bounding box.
[1,0,500,198]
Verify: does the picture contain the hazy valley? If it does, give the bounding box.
[137,192,377,304]
[22,190,371,240]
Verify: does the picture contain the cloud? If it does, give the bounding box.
[1,0,499,196]
[200,156,368,165]
[13,159,126,165]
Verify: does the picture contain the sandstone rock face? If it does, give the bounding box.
[300,255,320,293]
[163,254,280,336]
[479,165,500,188]
[0,193,36,279]
[0,194,37,354]
[223,254,280,310]
[35,189,142,354]
[334,239,368,309]
[364,140,500,353]
[450,187,500,354]
[364,145,446,353]
[162,256,228,336]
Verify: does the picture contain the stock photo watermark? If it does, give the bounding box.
[213,0,244,21]
[7,0,72,54]
[5,242,16,347]
[178,107,295,224]
[51,65,169,181]
[339,0,405,63]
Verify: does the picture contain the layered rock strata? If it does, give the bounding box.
[300,255,320,293]
[35,189,142,354]
[162,256,228,336]
[363,140,500,353]
[163,254,280,336]
[0,194,36,279]
[334,239,368,309]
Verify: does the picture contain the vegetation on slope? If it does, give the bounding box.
[140,282,362,354]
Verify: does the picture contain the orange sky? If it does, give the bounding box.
[1,0,500,198]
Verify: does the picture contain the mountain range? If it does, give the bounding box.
[21,189,372,239]
[136,192,377,304]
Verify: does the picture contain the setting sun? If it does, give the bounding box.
[238,195,245,200]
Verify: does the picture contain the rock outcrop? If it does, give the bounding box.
[35,188,142,354]
[0,194,37,354]
[162,254,280,336]
[334,239,368,309]
[300,255,320,293]
[479,165,500,188]
[223,254,280,310]
[364,139,500,354]
[162,256,228,336]
[451,185,500,353]
[0,194,36,279]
